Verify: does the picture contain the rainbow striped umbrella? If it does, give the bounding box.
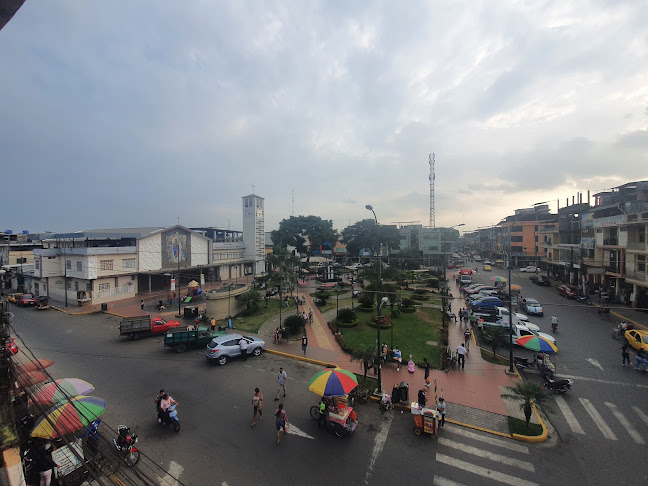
[515,335,558,353]
[31,396,106,438]
[31,379,95,407]
[308,368,358,397]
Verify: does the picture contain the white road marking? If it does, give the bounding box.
[434,476,466,486]
[444,426,529,454]
[605,402,645,444]
[586,358,604,371]
[158,460,183,485]
[438,438,534,472]
[363,411,393,485]
[554,396,585,435]
[579,398,617,440]
[436,454,539,486]
[632,406,648,426]
[285,423,314,439]
[558,374,648,389]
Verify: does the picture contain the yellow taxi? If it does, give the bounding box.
[483,264,492,271]
[7,293,22,304]
[625,329,648,351]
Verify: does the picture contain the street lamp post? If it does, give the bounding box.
[365,204,383,394]
[164,273,171,305]
[507,225,515,374]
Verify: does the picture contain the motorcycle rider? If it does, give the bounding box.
[158,392,177,424]
[155,389,165,423]
[551,315,559,332]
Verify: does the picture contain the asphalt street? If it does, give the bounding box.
[6,282,647,486]
[466,268,648,486]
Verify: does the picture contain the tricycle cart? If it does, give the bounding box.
[310,395,358,438]
[35,296,49,310]
[411,402,441,437]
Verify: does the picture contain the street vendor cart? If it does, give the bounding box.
[308,368,360,438]
[411,402,441,437]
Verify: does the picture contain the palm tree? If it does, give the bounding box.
[239,289,262,310]
[501,380,553,431]
[351,345,378,379]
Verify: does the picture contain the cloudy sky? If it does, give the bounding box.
[1,0,647,236]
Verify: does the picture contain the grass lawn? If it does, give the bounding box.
[507,416,543,436]
[338,307,443,367]
[480,348,511,366]
[230,299,284,333]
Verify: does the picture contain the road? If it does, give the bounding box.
[6,292,646,485]
[467,267,648,485]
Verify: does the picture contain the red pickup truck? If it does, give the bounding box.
[119,315,181,340]
[18,294,37,306]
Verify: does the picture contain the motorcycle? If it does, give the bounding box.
[159,403,181,432]
[577,295,591,305]
[379,393,393,411]
[612,322,633,339]
[542,373,573,394]
[514,355,555,377]
[113,425,140,465]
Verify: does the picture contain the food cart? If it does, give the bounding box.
[308,368,360,438]
[411,402,441,437]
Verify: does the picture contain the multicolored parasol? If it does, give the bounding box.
[490,276,507,283]
[31,379,95,407]
[31,396,107,438]
[515,335,558,353]
[308,368,359,397]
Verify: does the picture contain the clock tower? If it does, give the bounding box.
[242,194,265,275]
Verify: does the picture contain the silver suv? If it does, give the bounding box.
[205,333,265,365]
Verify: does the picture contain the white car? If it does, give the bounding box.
[519,266,538,273]
[495,306,529,322]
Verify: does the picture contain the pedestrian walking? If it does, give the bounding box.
[140,299,144,311]
[619,342,631,367]
[438,398,446,428]
[308,309,313,324]
[301,333,308,356]
[274,404,289,445]
[457,343,468,369]
[251,388,263,427]
[275,367,287,400]
[210,318,216,331]
[464,329,471,349]
[417,389,427,407]
[424,358,431,387]
[448,300,452,312]
[318,398,327,428]
[239,337,248,361]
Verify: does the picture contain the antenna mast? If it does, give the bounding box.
[429,152,435,228]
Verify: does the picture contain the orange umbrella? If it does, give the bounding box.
[15,358,55,373]
[16,371,50,388]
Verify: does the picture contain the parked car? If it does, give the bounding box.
[7,293,22,304]
[205,333,265,365]
[624,329,648,351]
[519,266,538,273]
[17,294,37,306]
[470,298,504,311]
[557,284,578,299]
[522,298,544,316]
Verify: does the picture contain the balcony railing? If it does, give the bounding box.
[602,238,619,246]
[604,264,625,275]
[626,241,647,252]
[625,270,647,283]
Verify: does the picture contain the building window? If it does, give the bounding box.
[86,282,92,291]
[98,283,110,292]
[638,255,646,272]
[67,281,71,289]
[100,260,114,271]
[74,281,79,291]
[640,231,646,243]
[66,260,72,270]
[123,258,136,269]
[76,261,82,272]
[35,259,40,270]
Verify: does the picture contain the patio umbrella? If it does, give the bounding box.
[515,335,558,353]
[16,371,50,388]
[308,368,358,397]
[15,358,55,373]
[31,379,95,407]
[490,276,507,283]
[507,284,522,291]
[31,396,107,439]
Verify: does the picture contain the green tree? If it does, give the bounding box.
[271,215,338,254]
[238,289,262,311]
[341,219,401,257]
[266,246,300,293]
[501,381,553,431]
[391,249,424,272]
[483,327,508,357]
[284,315,305,336]
[351,345,378,379]
[313,291,331,306]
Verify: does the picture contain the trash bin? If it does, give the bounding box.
[183,306,198,319]
[392,384,400,401]
[101,303,108,312]
[399,381,409,404]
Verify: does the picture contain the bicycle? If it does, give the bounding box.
[443,355,458,373]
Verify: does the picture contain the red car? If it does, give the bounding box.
[557,284,578,299]
[18,294,37,306]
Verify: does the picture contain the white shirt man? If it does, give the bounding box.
[239,338,248,361]
[456,343,468,369]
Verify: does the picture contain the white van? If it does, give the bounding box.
[460,274,472,285]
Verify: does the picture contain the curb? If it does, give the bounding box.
[512,403,548,442]
[265,349,336,368]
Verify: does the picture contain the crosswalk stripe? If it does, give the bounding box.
[438,438,534,472]
[579,398,617,440]
[436,454,539,486]
[632,406,648,426]
[434,476,466,486]
[554,396,585,435]
[444,426,529,454]
[605,402,645,444]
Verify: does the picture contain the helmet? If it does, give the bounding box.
[162,393,169,399]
